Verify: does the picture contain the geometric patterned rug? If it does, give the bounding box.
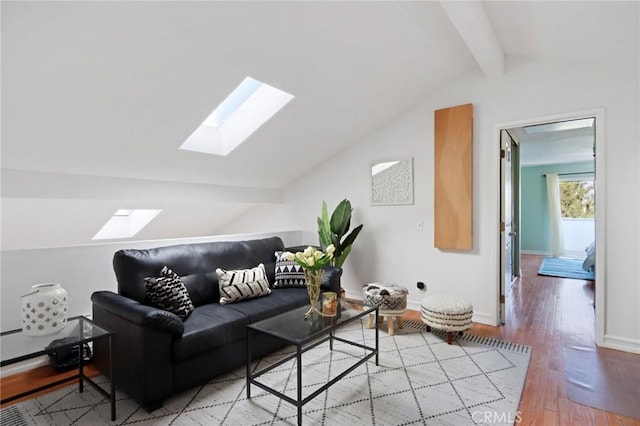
[0,321,531,426]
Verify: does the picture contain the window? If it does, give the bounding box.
[93,209,161,240]
[559,178,594,218]
[180,77,294,156]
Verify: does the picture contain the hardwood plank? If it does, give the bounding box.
[544,369,559,412]
[582,404,598,426]
[593,408,609,426]
[543,408,558,426]
[0,364,99,409]
[558,397,571,426]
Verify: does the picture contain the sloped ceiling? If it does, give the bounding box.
[2,1,475,187]
[1,1,637,250]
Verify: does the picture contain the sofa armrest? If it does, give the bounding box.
[91,290,177,410]
[321,266,342,294]
[91,291,184,338]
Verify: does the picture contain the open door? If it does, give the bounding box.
[499,130,517,324]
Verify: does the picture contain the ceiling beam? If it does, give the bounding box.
[440,1,504,78]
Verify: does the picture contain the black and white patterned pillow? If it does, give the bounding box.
[144,266,194,320]
[273,251,306,288]
[216,263,271,304]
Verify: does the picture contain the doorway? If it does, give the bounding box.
[496,109,605,346]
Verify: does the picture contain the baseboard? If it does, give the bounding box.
[521,250,587,259]
[602,334,640,354]
[521,250,551,256]
[0,356,49,379]
[469,312,497,326]
[562,251,587,259]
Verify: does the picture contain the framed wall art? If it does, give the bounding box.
[370,157,414,206]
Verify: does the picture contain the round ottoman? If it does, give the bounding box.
[420,294,473,344]
[363,283,408,336]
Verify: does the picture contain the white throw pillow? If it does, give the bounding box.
[216,263,271,304]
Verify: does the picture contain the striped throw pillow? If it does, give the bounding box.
[216,263,271,304]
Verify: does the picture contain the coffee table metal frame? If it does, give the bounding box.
[246,301,378,426]
[0,316,116,421]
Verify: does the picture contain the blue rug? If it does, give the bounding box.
[538,257,595,281]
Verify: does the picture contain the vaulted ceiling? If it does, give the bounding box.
[2,1,637,249]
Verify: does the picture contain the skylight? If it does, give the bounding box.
[524,118,594,135]
[93,209,161,240]
[180,77,294,156]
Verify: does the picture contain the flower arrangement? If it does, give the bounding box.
[285,244,335,317]
[285,244,335,271]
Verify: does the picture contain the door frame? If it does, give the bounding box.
[499,129,518,324]
[494,108,605,347]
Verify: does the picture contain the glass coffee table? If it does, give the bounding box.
[0,316,115,421]
[246,300,378,426]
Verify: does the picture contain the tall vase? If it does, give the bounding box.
[21,283,68,336]
[304,269,324,318]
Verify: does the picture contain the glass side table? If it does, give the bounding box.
[1,316,115,421]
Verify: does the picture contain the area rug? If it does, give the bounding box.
[564,345,640,419]
[538,257,595,281]
[0,321,531,426]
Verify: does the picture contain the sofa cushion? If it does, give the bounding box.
[216,264,271,304]
[173,304,249,362]
[144,266,194,320]
[180,271,219,307]
[224,287,309,323]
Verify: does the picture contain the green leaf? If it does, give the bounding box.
[341,224,363,249]
[331,233,341,253]
[317,201,332,248]
[321,200,330,224]
[330,199,352,237]
[317,217,332,248]
[334,245,352,268]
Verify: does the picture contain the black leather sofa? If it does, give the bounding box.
[91,236,341,411]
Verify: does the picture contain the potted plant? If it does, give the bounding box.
[317,199,363,268]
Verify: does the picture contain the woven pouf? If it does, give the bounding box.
[363,283,408,336]
[420,294,473,344]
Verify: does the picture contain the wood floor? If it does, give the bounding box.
[2,254,639,425]
[403,255,639,426]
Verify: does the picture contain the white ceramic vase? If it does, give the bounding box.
[21,283,68,336]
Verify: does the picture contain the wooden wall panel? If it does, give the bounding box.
[434,103,473,249]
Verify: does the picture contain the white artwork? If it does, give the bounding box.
[371,157,414,206]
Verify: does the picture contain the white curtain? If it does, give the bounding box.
[546,173,565,257]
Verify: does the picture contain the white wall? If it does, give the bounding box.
[0,230,303,332]
[220,57,640,352]
[563,218,594,258]
[1,170,284,250]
